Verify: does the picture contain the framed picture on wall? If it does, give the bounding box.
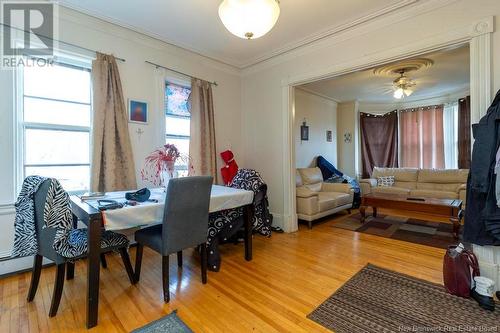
[300,121,309,141]
[326,130,333,142]
[128,99,148,124]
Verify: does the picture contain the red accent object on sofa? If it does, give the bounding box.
[220,150,239,185]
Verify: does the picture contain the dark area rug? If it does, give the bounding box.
[332,213,459,249]
[308,264,500,333]
[131,310,193,333]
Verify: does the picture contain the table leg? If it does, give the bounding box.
[373,207,378,218]
[360,206,366,223]
[86,216,102,329]
[451,209,463,240]
[243,204,254,261]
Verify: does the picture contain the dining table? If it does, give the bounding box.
[70,185,255,329]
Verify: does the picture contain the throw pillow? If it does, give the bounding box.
[377,176,395,187]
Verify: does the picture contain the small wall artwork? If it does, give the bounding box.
[129,99,148,124]
[300,121,309,141]
[344,132,352,143]
[326,130,333,142]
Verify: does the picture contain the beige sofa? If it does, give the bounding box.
[359,167,468,204]
[296,167,354,228]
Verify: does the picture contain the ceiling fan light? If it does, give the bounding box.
[394,88,404,99]
[404,89,413,97]
[218,0,280,40]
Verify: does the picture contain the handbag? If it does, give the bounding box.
[443,244,480,297]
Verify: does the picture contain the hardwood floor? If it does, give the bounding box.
[0,209,446,332]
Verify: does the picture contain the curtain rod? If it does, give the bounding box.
[0,23,125,62]
[145,61,218,86]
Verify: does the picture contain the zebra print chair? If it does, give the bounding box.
[27,179,135,317]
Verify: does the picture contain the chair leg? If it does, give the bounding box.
[119,248,136,285]
[134,244,144,283]
[66,262,75,280]
[177,251,183,268]
[200,243,207,284]
[162,256,170,303]
[27,254,43,302]
[100,253,108,269]
[49,264,66,317]
[347,209,352,214]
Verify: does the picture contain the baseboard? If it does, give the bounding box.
[0,255,53,277]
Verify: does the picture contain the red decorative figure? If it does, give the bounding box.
[220,150,239,185]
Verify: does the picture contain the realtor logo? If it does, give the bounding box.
[1,1,57,67]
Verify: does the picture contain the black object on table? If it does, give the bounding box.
[69,194,254,329]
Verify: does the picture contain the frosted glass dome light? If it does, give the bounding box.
[218,0,280,40]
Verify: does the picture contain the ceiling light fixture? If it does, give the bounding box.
[218,0,280,40]
[393,70,415,99]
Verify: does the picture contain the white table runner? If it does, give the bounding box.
[84,185,254,231]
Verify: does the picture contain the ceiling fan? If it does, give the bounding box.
[392,70,416,99]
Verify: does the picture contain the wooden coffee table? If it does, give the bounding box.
[360,193,463,240]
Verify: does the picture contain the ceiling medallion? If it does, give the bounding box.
[373,58,433,99]
[373,58,434,77]
[218,0,281,40]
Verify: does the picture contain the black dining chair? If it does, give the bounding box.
[27,179,135,317]
[134,176,213,302]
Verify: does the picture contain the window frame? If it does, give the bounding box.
[15,56,93,194]
[164,79,191,175]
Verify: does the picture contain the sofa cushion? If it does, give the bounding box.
[298,167,323,185]
[409,189,459,199]
[417,169,469,184]
[296,186,318,198]
[372,187,410,195]
[305,182,322,192]
[372,167,418,182]
[416,182,462,193]
[318,192,351,211]
[377,176,395,187]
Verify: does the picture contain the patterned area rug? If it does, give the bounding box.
[332,213,458,249]
[308,264,500,333]
[131,311,193,333]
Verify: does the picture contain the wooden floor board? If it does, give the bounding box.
[0,209,445,332]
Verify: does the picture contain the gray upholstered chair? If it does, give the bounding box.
[27,179,135,317]
[134,176,213,302]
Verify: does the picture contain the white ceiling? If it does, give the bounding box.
[59,0,412,69]
[299,45,470,103]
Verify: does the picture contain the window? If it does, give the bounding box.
[165,82,191,177]
[20,61,92,193]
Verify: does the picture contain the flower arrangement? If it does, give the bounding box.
[141,144,193,186]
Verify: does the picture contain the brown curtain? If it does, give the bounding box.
[458,96,471,169]
[360,111,398,178]
[189,78,217,182]
[400,105,445,169]
[90,53,137,192]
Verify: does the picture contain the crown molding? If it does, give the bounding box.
[239,0,419,69]
[295,87,340,103]
[57,4,242,75]
[59,0,421,70]
[243,0,460,76]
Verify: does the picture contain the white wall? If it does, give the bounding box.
[336,101,358,177]
[0,7,242,274]
[294,89,337,168]
[241,0,500,232]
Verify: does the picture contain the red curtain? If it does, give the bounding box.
[400,105,445,169]
[458,96,471,169]
[360,111,398,178]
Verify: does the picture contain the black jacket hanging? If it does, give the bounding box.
[463,89,500,245]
